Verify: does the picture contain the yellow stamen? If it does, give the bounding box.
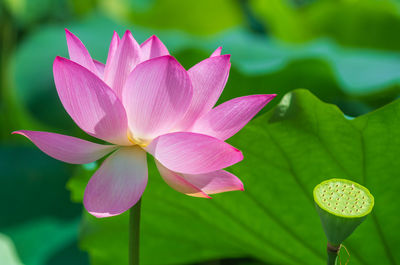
[127,131,150,147]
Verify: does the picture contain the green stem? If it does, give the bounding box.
[326,243,339,265]
[327,251,338,265]
[129,199,142,265]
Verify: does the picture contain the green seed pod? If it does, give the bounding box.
[313,178,374,246]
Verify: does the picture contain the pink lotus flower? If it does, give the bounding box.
[13,30,276,218]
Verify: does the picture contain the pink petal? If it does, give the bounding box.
[65,29,99,76]
[177,55,231,130]
[53,57,130,145]
[191,94,276,140]
[123,56,193,141]
[156,161,210,198]
[13,130,116,164]
[156,161,243,198]
[105,31,120,70]
[140,35,169,61]
[93,60,105,78]
[210,47,222,57]
[84,147,147,218]
[104,30,142,99]
[145,132,243,174]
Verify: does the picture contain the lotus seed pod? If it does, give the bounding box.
[313,178,374,246]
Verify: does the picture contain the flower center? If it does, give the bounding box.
[127,131,150,147]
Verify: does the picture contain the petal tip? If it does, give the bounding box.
[163,54,176,61]
[123,30,134,38]
[232,175,244,191]
[211,46,223,57]
[263,94,277,103]
[261,93,277,100]
[149,35,164,43]
[229,146,244,163]
[141,34,161,46]
[54,56,66,64]
[248,94,277,105]
[111,31,120,40]
[233,146,242,153]
[64,29,78,40]
[236,149,244,161]
[154,55,185,69]
[11,130,27,137]
[53,56,69,71]
[214,54,231,61]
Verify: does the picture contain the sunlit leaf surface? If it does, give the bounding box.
[68,90,399,265]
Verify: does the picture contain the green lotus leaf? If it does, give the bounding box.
[68,89,400,265]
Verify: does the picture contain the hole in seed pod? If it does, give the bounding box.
[329,197,332,200]
[345,206,347,209]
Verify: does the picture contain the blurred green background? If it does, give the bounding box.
[1,0,400,264]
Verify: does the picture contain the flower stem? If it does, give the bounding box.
[129,199,142,265]
[326,243,339,265]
